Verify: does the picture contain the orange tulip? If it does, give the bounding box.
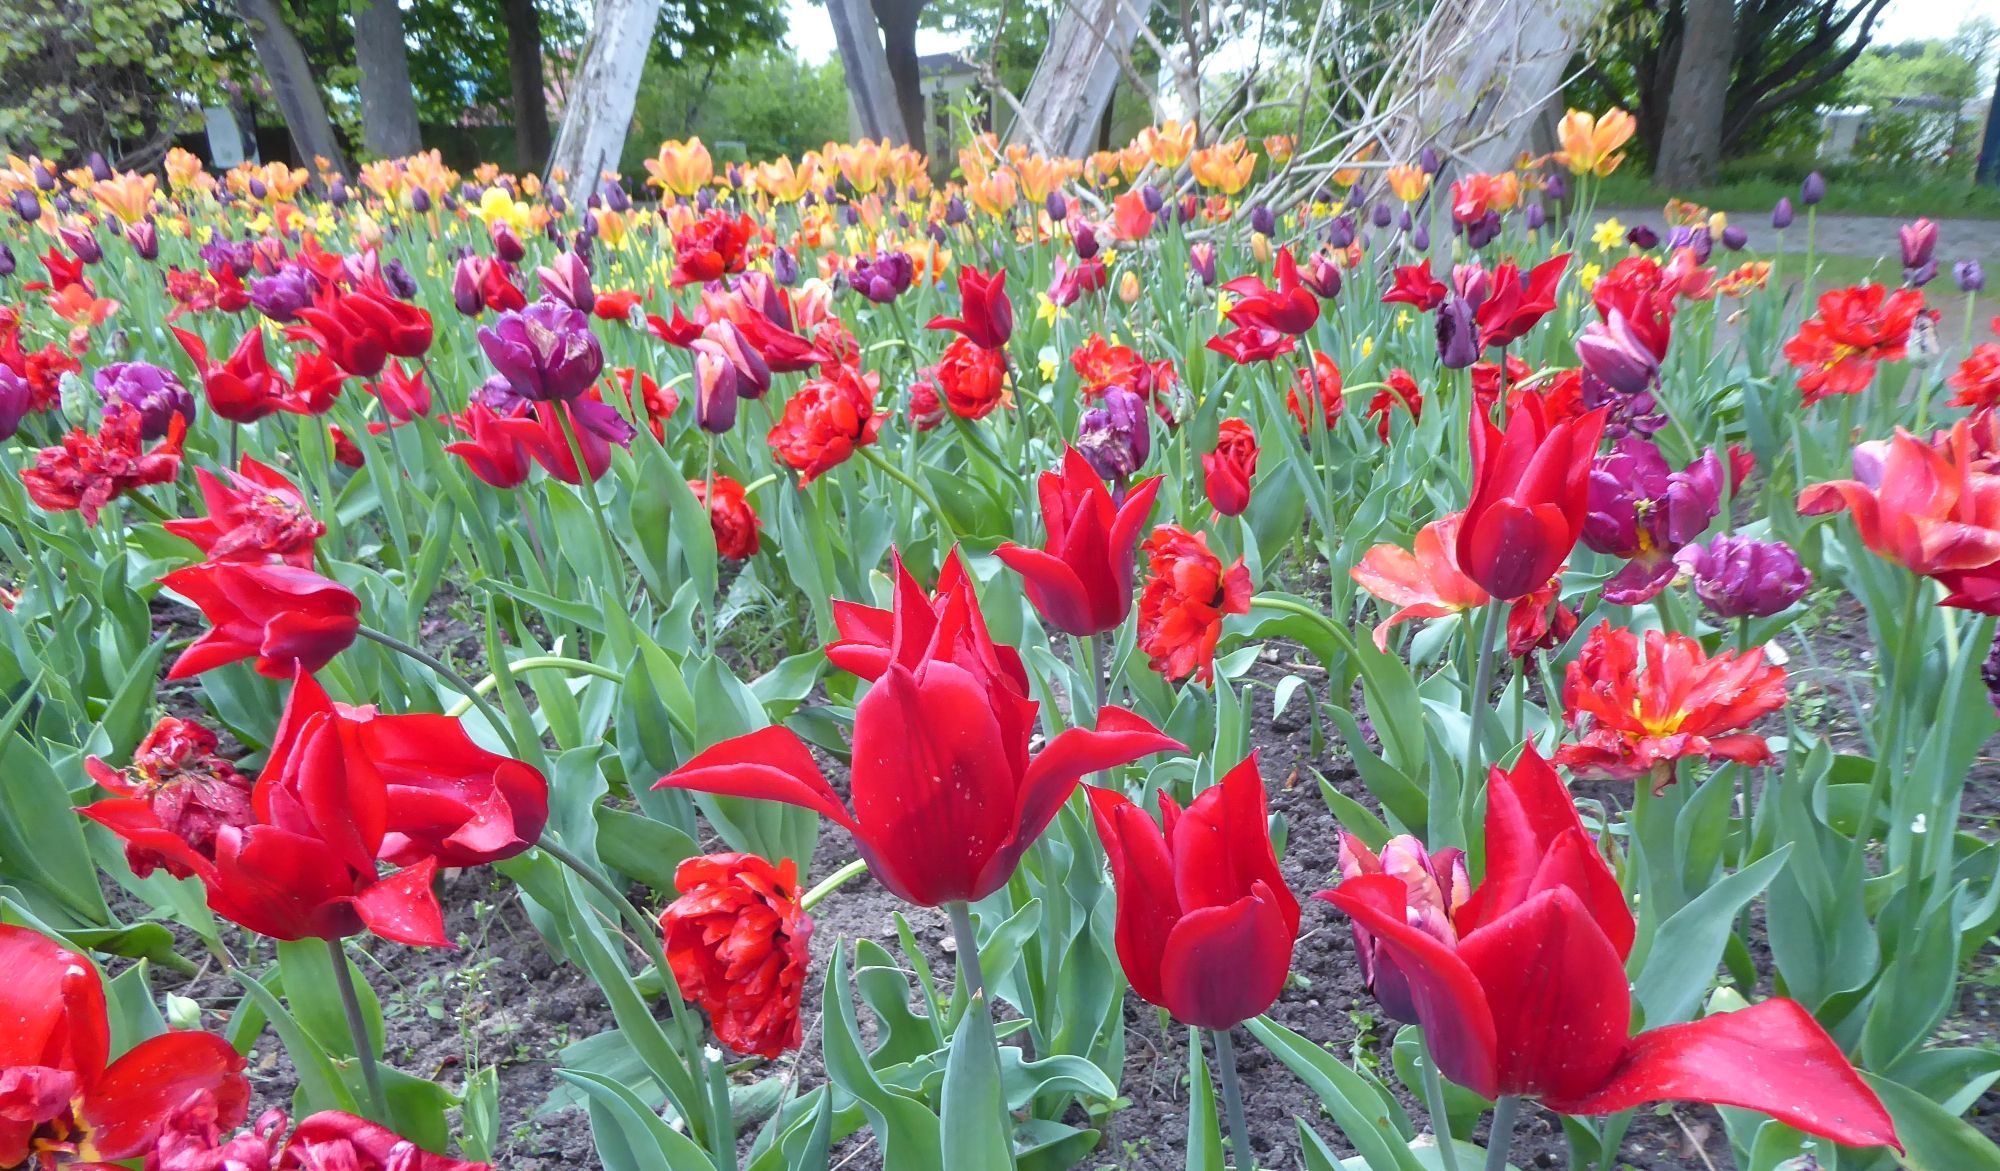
[645,138,715,197]
[1385,163,1429,203]
[1555,108,1638,177]
[1136,121,1197,169]
[92,172,157,225]
[1190,139,1256,195]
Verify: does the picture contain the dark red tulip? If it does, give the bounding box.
[658,551,1181,906]
[1319,746,1899,1149]
[1220,247,1319,335]
[996,447,1161,637]
[1382,259,1448,312]
[1474,254,1569,348]
[1457,396,1608,600]
[927,265,1013,350]
[160,562,360,679]
[1202,418,1258,517]
[1087,754,1299,1029]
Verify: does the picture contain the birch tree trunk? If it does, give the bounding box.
[352,0,424,158]
[546,0,663,204]
[827,0,909,143]
[236,0,349,175]
[1010,0,1157,156]
[503,0,553,170]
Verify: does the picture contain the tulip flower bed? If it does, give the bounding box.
[2,119,1998,1171]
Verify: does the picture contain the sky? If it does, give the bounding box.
[783,0,2000,70]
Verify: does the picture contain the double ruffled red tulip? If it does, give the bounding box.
[692,475,761,559]
[1783,284,1927,406]
[1556,622,1787,791]
[21,404,184,525]
[671,211,756,287]
[1137,524,1251,683]
[84,716,253,881]
[1350,512,1575,655]
[0,924,249,1170]
[767,363,883,485]
[658,853,813,1058]
[164,456,324,568]
[160,562,360,679]
[1222,248,1320,336]
[1087,755,1299,1029]
[996,448,1161,637]
[1458,396,1608,600]
[288,282,433,377]
[1321,746,1898,1148]
[1203,418,1258,516]
[935,335,1010,419]
[927,265,1013,350]
[152,1106,492,1171]
[657,552,1181,906]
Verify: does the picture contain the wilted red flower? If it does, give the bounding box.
[1321,745,1898,1151]
[658,852,813,1058]
[1203,418,1258,516]
[935,335,1009,419]
[1086,754,1299,1029]
[329,426,365,468]
[1783,284,1927,406]
[160,561,360,679]
[1137,524,1251,683]
[997,447,1161,636]
[1072,334,1179,423]
[1367,368,1423,442]
[927,265,1013,350]
[1950,336,2000,408]
[1556,622,1787,790]
[80,671,453,946]
[21,404,184,525]
[672,211,756,286]
[1382,259,1448,312]
[767,363,883,485]
[658,551,1181,906]
[692,475,761,559]
[1459,396,1608,600]
[164,456,324,568]
[0,923,249,1170]
[1221,247,1320,335]
[84,716,252,881]
[1287,351,1343,432]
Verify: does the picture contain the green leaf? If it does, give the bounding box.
[232,968,357,1114]
[593,806,698,892]
[560,1069,719,1171]
[1247,1016,1426,1171]
[941,995,1014,1171]
[0,727,110,923]
[275,938,385,1060]
[1861,1071,2000,1170]
[1187,1027,1224,1171]
[820,943,943,1171]
[1632,847,1790,1028]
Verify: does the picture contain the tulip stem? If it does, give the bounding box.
[356,626,522,758]
[555,405,625,577]
[800,858,868,910]
[1419,1040,1463,1171]
[1485,1095,1520,1171]
[327,937,391,1124]
[1212,1027,1254,1171]
[859,445,956,547]
[444,655,629,718]
[1462,601,1502,847]
[946,900,987,1004]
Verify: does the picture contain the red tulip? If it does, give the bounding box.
[1473,254,1569,348]
[935,335,1010,420]
[1202,418,1258,517]
[153,1107,493,1171]
[1137,524,1251,683]
[160,562,360,679]
[1220,247,1319,335]
[1204,325,1297,366]
[84,716,253,882]
[170,327,287,423]
[692,475,761,559]
[657,551,1181,906]
[927,265,1014,350]
[1287,352,1343,433]
[287,281,432,377]
[659,852,813,1058]
[1381,259,1448,312]
[20,404,184,526]
[1319,745,1898,1149]
[1086,755,1299,1029]
[164,456,325,568]
[1457,396,1608,600]
[0,924,250,1169]
[367,360,432,422]
[996,448,1161,637]
[766,362,883,485]
[671,211,756,287]
[445,402,535,489]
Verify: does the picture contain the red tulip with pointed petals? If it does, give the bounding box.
[657,551,1181,906]
[160,562,359,679]
[1458,396,1608,600]
[1473,254,1570,348]
[1086,754,1299,1029]
[1221,247,1319,335]
[1318,745,1898,1149]
[995,448,1161,637]
[927,266,1014,350]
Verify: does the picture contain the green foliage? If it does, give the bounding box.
[621,47,849,172]
[0,0,223,161]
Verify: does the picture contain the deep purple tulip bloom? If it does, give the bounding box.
[1465,210,1502,249]
[1251,205,1276,235]
[1676,535,1812,619]
[1721,225,1748,251]
[603,180,630,212]
[849,252,915,303]
[59,225,101,265]
[1371,202,1393,229]
[1074,221,1100,260]
[1582,439,1723,604]
[1077,386,1150,480]
[0,365,32,439]
[1772,197,1794,230]
[1328,215,1356,249]
[945,195,968,225]
[125,219,159,260]
[1435,297,1480,369]
[477,300,605,403]
[249,267,316,323]
[1046,191,1069,221]
[1626,224,1660,249]
[1958,260,1986,293]
[1577,311,1660,396]
[1801,172,1825,206]
[1301,252,1341,299]
[0,243,15,277]
[95,362,195,440]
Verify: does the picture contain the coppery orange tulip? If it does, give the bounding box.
[1190,139,1255,195]
[165,147,207,192]
[645,138,714,196]
[1263,135,1296,167]
[1331,143,1377,189]
[93,172,157,224]
[1555,108,1638,177]
[1137,121,1197,169]
[1385,163,1429,203]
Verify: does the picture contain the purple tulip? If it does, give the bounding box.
[0,244,14,278]
[411,187,433,214]
[1435,297,1480,368]
[1675,535,1811,619]
[1626,224,1660,249]
[771,246,799,286]
[1074,221,1100,260]
[247,178,268,201]
[1451,262,1491,311]
[1045,191,1069,222]
[1582,439,1723,604]
[848,251,915,304]
[327,176,348,207]
[599,179,628,212]
[1524,204,1546,232]
[492,222,526,264]
[691,340,739,434]
[1189,243,1217,288]
[1140,184,1163,214]
[1771,198,1794,230]
[0,365,32,439]
[59,226,101,265]
[94,362,194,440]
[1327,215,1357,249]
[1412,222,1431,251]
[1545,174,1568,202]
[1465,211,1502,249]
[1801,172,1825,206]
[536,251,595,312]
[452,257,488,317]
[1419,146,1442,174]
[1900,218,1938,287]
[477,300,605,402]
[1397,209,1414,232]
[125,219,159,261]
[1956,260,1986,293]
[201,237,253,277]
[946,195,968,225]
[1720,225,1748,251]
[1251,204,1276,236]
[1371,201,1393,228]
[1077,385,1150,481]
[1577,310,1661,396]
[248,267,316,323]
[382,258,418,299]
[1300,251,1341,299]
[88,152,111,182]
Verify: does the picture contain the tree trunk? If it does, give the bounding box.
[1011,0,1157,157]
[545,0,662,205]
[1379,0,1609,178]
[871,0,927,149]
[1981,54,2000,185]
[827,0,908,143]
[352,0,424,158]
[1653,0,1731,188]
[235,0,349,175]
[502,0,552,170]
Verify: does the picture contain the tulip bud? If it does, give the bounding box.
[1626,224,1659,249]
[1545,173,1568,201]
[11,190,39,223]
[1251,204,1276,236]
[1900,218,1938,287]
[411,187,433,213]
[1118,269,1141,304]
[1371,201,1392,228]
[1420,145,1442,174]
[1074,221,1100,260]
[697,187,716,212]
[842,204,860,227]
[59,225,101,264]
[452,257,485,317]
[164,993,202,1031]
[946,194,968,225]
[492,222,525,263]
[1177,195,1198,224]
[0,365,32,439]
[1397,209,1414,232]
[33,163,55,191]
[1141,184,1163,214]
[1720,225,1748,251]
[1577,310,1660,395]
[1524,204,1546,232]
[1251,233,1271,264]
[1677,535,1811,619]
[327,176,348,206]
[1045,191,1068,221]
[693,342,739,433]
[1956,259,1986,293]
[0,243,14,277]
[1801,172,1825,206]
[247,177,268,200]
[537,250,595,311]
[1436,297,1480,368]
[772,246,799,285]
[603,179,631,212]
[1412,222,1431,251]
[1301,251,1341,299]
[88,151,111,182]
[1189,242,1217,287]
[1327,215,1356,249]
[125,218,159,260]
[1465,211,1502,249]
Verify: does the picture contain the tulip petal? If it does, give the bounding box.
[285,1109,493,1170]
[1458,887,1630,1102]
[993,544,1097,636]
[1157,882,1295,1029]
[1543,999,1899,1150]
[1085,786,1179,1010]
[1323,874,1502,1098]
[1168,755,1297,932]
[992,708,1183,897]
[654,726,858,831]
[0,924,108,1078]
[81,1031,248,1159]
[351,856,450,948]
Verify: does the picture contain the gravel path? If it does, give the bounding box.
[1600,206,2000,268]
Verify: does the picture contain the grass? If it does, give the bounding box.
[1595,165,2000,221]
